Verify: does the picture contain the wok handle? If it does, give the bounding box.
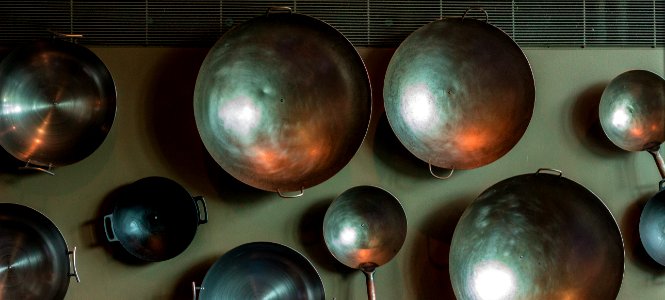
[647,148,665,179]
[462,7,489,23]
[103,214,119,242]
[19,160,55,175]
[277,187,304,198]
[68,247,81,283]
[194,196,208,225]
[266,6,292,15]
[191,282,203,300]
[362,269,377,300]
[429,163,454,180]
[536,168,563,177]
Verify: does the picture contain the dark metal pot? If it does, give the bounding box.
[383,9,534,178]
[192,241,325,300]
[194,7,371,197]
[0,38,117,175]
[103,176,208,262]
[639,179,665,266]
[0,203,80,300]
[449,169,624,300]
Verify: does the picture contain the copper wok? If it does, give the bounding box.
[194,7,371,197]
[322,186,407,300]
[449,169,624,300]
[599,70,665,266]
[0,203,80,300]
[383,9,534,178]
[192,242,324,300]
[0,38,116,175]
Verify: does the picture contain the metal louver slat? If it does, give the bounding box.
[0,0,662,47]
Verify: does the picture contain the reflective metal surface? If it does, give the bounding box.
[383,17,534,171]
[103,177,207,262]
[639,180,665,266]
[194,10,371,194]
[197,241,324,300]
[0,203,77,300]
[0,39,117,170]
[449,170,624,300]
[599,70,665,152]
[323,186,407,300]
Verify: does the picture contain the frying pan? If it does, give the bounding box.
[598,70,665,265]
[192,241,325,300]
[449,169,624,299]
[0,38,117,175]
[193,7,371,197]
[0,203,80,300]
[103,177,208,262]
[323,186,407,300]
[383,8,534,178]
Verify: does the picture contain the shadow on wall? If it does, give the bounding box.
[622,193,665,275]
[571,81,628,157]
[144,48,210,191]
[372,113,432,180]
[410,196,472,300]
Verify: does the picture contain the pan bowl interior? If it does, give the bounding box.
[0,203,70,300]
[199,242,324,300]
[639,189,665,266]
[111,177,199,261]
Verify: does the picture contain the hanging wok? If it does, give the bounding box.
[194,7,371,197]
[322,185,407,300]
[192,241,325,300]
[0,38,117,175]
[103,176,208,262]
[383,9,534,178]
[0,203,80,300]
[598,70,665,265]
[449,169,624,300]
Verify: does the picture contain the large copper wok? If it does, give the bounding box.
[449,169,624,300]
[0,38,116,174]
[383,9,534,178]
[194,8,371,196]
[0,203,80,300]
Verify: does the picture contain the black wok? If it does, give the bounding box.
[103,176,207,262]
[639,179,665,265]
[0,203,79,300]
[192,241,324,300]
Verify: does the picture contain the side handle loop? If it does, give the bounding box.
[277,187,305,198]
[68,247,81,283]
[429,162,454,180]
[462,7,489,23]
[536,168,563,177]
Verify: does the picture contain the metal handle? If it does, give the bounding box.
[103,214,119,242]
[536,168,563,177]
[68,247,81,283]
[647,148,665,179]
[429,162,454,180]
[362,269,377,300]
[462,7,489,23]
[277,187,304,198]
[48,29,84,39]
[658,179,665,191]
[192,282,203,300]
[193,196,208,225]
[266,6,292,15]
[19,160,55,175]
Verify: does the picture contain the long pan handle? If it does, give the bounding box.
[362,269,376,300]
[648,148,665,179]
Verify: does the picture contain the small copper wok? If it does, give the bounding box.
[449,169,624,300]
[599,70,665,266]
[323,186,407,300]
[194,7,371,197]
[383,9,534,178]
[0,38,117,174]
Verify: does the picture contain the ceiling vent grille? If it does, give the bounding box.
[0,0,662,47]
